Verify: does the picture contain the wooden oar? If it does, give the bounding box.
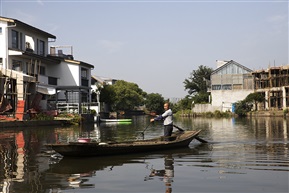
[194,136,208,143]
[172,124,185,132]
[140,122,152,139]
[173,124,208,143]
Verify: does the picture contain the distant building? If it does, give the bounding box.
[193,60,254,113]
[252,65,289,110]
[91,75,117,92]
[90,75,118,115]
[210,60,254,112]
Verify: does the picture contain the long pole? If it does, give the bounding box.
[173,124,208,143]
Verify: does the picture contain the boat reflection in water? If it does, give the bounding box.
[46,146,206,192]
[1,116,288,193]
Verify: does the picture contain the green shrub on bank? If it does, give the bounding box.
[56,113,82,125]
[33,112,54,120]
[283,108,289,116]
[175,110,233,118]
[175,109,192,116]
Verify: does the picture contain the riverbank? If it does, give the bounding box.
[0,113,96,129]
[176,109,287,118]
[0,119,71,129]
[0,110,286,129]
[248,110,285,117]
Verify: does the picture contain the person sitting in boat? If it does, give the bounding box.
[150,102,173,141]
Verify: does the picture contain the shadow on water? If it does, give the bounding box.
[44,144,209,191]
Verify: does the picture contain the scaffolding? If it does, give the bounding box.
[252,66,289,110]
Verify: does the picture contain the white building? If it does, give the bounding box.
[192,60,254,113]
[0,16,94,119]
[90,75,117,116]
[210,60,254,112]
[91,75,117,92]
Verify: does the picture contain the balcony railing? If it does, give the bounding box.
[56,102,94,114]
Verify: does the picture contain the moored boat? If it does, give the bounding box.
[100,118,132,122]
[45,130,202,157]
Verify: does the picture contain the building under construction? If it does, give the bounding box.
[253,65,289,110]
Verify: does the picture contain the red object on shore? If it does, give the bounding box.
[15,100,25,121]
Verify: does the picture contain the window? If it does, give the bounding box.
[38,40,45,56]
[12,30,19,49]
[81,92,88,103]
[81,68,89,86]
[212,85,221,90]
[23,62,29,74]
[0,27,2,34]
[20,32,23,50]
[12,60,22,71]
[40,66,45,75]
[81,79,89,87]
[81,68,87,78]
[222,84,232,90]
[48,77,57,85]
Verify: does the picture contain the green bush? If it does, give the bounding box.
[33,112,54,120]
[283,108,289,115]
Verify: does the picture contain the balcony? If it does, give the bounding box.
[49,46,74,60]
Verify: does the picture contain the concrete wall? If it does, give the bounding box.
[212,90,253,106]
[0,20,8,68]
[194,89,253,113]
[211,89,253,111]
[192,104,222,113]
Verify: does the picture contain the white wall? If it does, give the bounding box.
[193,104,222,113]
[47,61,79,86]
[211,90,253,111]
[193,89,253,113]
[61,63,79,86]
[0,21,8,68]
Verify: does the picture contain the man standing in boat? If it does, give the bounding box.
[150,102,173,141]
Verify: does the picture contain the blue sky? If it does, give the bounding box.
[1,0,288,99]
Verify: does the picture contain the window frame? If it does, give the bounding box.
[12,30,19,49]
[38,39,45,56]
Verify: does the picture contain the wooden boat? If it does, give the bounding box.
[45,130,202,157]
[100,118,132,122]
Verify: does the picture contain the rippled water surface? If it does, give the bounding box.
[0,116,288,193]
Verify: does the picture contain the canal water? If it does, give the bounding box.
[0,116,288,193]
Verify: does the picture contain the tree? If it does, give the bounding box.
[145,93,165,114]
[99,84,115,104]
[234,92,265,116]
[191,91,211,104]
[184,65,213,95]
[244,92,265,111]
[235,100,253,117]
[111,80,146,111]
[173,96,193,112]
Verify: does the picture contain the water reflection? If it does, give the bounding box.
[45,147,200,193]
[0,116,288,193]
[0,127,57,192]
[147,154,174,193]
